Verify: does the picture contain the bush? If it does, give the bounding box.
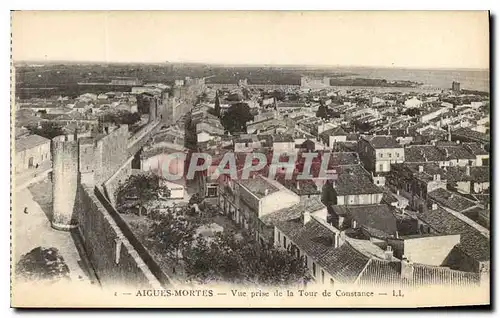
[16,247,71,282]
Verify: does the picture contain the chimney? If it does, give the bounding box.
[302,211,311,225]
[433,174,441,181]
[396,190,400,196]
[333,232,340,248]
[432,203,438,210]
[384,245,394,260]
[466,166,471,176]
[418,165,424,173]
[401,256,414,281]
[264,189,269,196]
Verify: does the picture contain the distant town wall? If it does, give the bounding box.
[102,156,133,207]
[95,125,130,185]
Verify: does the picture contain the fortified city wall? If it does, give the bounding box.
[48,78,207,288]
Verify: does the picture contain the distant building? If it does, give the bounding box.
[300,76,331,89]
[110,77,143,86]
[452,81,461,93]
[358,135,405,174]
[15,134,51,174]
[404,97,423,108]
[274,213,485,288]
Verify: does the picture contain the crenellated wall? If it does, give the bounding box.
[49,82,196,290]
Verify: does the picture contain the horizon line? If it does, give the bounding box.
[11,59,490,72]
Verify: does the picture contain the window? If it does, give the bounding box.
[313,263,317,277]
[277,231,281,243]
[379,164,384,172]
[379,153,383,158]
[321,270,325,284]
[389,153,392,158]
[283,236,287,248]
[304,255,308,266]
[396,152,400,157]
[207,186,218,197]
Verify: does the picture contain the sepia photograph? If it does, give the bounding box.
[9,10,491,308]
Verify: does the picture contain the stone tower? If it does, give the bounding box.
[51,134,80,231]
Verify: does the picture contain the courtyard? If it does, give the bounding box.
[13,179,96,286]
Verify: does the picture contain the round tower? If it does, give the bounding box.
[51,135,79,231]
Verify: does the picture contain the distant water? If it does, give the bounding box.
[336,67,490,92]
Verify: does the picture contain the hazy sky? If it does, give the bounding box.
[12,11,489,69]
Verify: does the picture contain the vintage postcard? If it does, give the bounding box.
[10,10,490,308]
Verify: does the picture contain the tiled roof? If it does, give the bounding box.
[463,142,489,156]
[328,152,360,166]
[356,259,401,286]
[319,242,372,284]
[320,126,347,137]
[238,175,280,199]
[452,127,490,143]
[333,172,382,196]
[381,187,399,205]
[364,135,402,149]
[357,260,480,287]
[260,196,325,226]
[16,134,50,153]
[276,177,321,196]
[276,217,339,264]
[470,166,490,183]
[437,145,476,160]
[443,166,474,183]
[429,188,478,213]
[344,204,398,237]
[418,207,490,262]
[277,217,480,287]
[404,145,447,163]
[273,134,294,143]
[277,102,306,108]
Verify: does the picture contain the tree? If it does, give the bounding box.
[316,105,328,119]
[182,232,309,286]
[188,193,203,206]
[101,110,141,126]
[213,90,221,117]
[252,245,310,286]
[16,247,71,283]
[403,108,422,117]
[225,93,242,102]
[242,88,250,100]
[271,90,286,102]
[115,173,171,214]
[136,93,152,114]
[26,121,65,139]
[221,103,253,134]
[183,233,243,284]
[149,211,197,260]
[352,120,373,133]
